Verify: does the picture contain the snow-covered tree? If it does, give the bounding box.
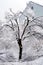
[0,9,43,60]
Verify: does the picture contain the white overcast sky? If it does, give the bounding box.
[0,0,43,20]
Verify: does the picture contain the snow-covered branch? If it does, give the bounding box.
[22,16,43,40]
[21,17,30,39]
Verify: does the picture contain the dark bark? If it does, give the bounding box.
[18,39,22,60]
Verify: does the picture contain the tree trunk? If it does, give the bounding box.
[18,39,22,60]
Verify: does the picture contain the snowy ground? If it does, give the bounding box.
[0,57,43,65]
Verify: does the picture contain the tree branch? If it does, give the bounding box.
[15,19,20,39]
[10,8,15,15]
[22,31,43,40]
[21,17,30,39]
[9,19,14,30]
[30,16,43,23]
[4,24,14,31]
[0,24,14,31]
[22,34,32,40]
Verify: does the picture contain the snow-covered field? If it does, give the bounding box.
[0,57,43,65]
